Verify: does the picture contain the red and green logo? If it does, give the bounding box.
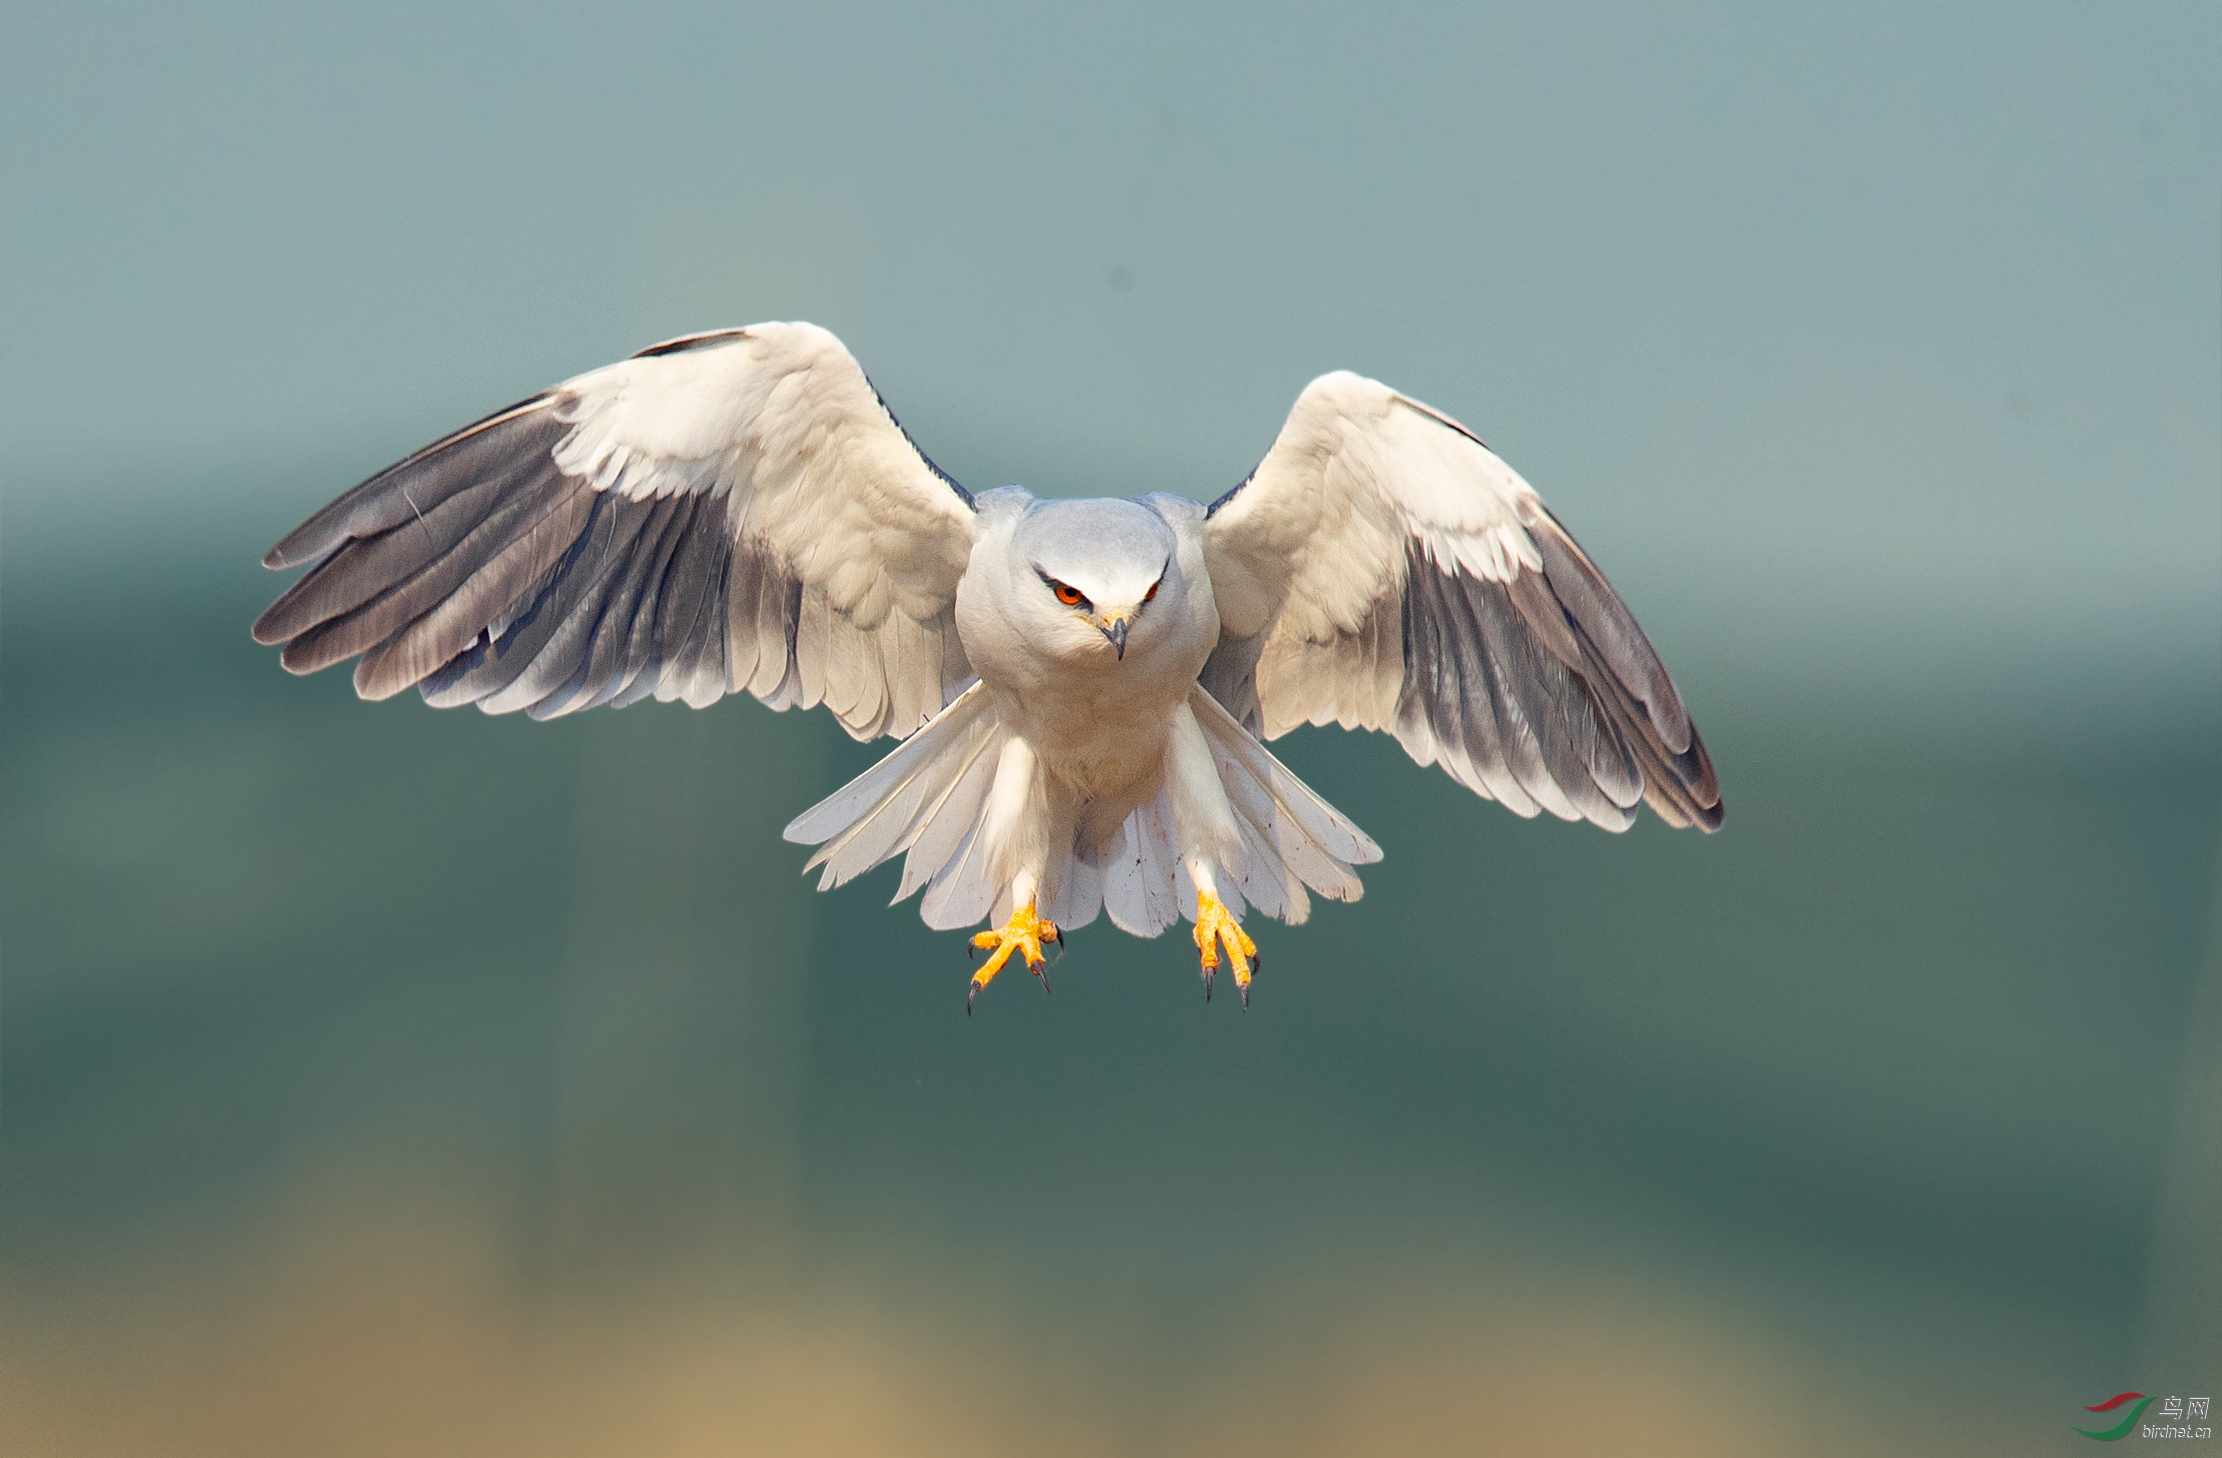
[2073,1392,2154,1441]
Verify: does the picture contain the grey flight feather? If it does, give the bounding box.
[1200,372,1722,833]
[252,323,981,740]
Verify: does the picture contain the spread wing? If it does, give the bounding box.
[1200,371,1722,831]
[253,322,977,740]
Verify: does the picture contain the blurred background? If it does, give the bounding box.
[4,3,2218,1454]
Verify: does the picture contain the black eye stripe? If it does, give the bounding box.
[1038,571,1090,609]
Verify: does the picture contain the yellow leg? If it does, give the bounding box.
[967,901,1059,1012]
[1193,891,1259,1007]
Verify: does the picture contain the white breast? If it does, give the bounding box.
[955,500,1217,803]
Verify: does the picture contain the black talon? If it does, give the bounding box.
[966,942,977,962]
[1036,963,1051,994]
[1204,968,1215,1002]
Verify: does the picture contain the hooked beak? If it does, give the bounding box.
[1097,613,1132,660]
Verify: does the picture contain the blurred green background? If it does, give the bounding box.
[4,3,2218,1454]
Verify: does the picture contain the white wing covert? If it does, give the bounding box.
[1201,372,1722,831]
[253,323,977,740]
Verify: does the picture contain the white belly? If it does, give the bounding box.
[971,624,1208,801]
[956,589,1217,819]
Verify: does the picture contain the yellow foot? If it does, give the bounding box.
[967,902,1059,1013]
[1194,891,1259,1008]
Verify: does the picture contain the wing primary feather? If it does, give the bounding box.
[767,577,808,707]
[1405,557,1535,812]
[643,496,723,702]
[579,493,696,711]
[408,488,608,706]
[1467,574,1591,823]
[1523,503,1693,755]
[719,531,769,699]
[1578,630,1723,828]
[1505,569,1642,810]
[348,482,601,699]
[658,521,734,709]
[473,491,632,713]
[521,497,664,716]
[1457,576,1560,817]
[679,536,737,708]
[1391,566,1463,786]
[520,496,672,719]
[268,455,582,673]
[253,473,506,644]
[263,396,559,569]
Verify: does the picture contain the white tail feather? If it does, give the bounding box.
[784,683,1012,923]
[784,681,1380,936]
[921,813,999,929]
[1040,850,1102,931]
[785,682,988,846]
[1101,790,1184,936]
[1189,687,1381,866]
[895,742,1005,905]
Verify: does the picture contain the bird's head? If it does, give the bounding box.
[1012,499,1176,662]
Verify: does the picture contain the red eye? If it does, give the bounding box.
[1053,582,1084,606]
[1144,580,1159,601]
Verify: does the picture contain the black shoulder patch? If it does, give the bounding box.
[864,373,975,509]
[1205,471,1254,518]
[630,328,753,359]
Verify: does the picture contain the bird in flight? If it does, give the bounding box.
[254,323,1721,1010]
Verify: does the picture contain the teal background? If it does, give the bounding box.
[4,3,2218,1453]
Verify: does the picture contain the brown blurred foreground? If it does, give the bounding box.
[2,1162,2020,1458]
